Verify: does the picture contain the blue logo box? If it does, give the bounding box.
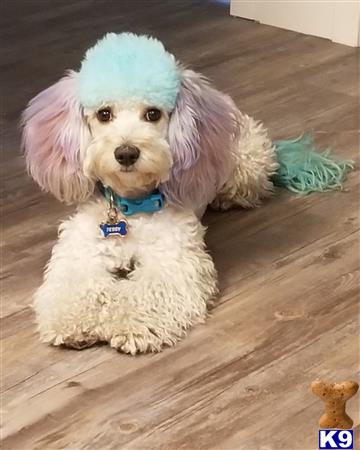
[319,430,353,449]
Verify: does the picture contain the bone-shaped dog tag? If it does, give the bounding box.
[100,206,128,238]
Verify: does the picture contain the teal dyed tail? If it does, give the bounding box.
[272,135,353,193]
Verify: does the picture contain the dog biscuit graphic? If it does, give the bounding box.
[311,379,359,429]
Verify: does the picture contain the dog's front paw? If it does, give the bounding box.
[35,304,102,350]
[108,326,179,355]
[38,326,101,350]
[100,308,182,354]
[109,332,157,354]
[34,286,105,350]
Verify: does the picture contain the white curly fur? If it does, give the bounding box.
[34,199,218,354]
[212,113,278,210]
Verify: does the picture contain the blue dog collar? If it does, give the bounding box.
[99,184,165,216]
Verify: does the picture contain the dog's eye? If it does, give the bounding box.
[97,107,112,123]
[144,108,161,122]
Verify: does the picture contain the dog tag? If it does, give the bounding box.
[100,220,128,238]
[100,203,128,238]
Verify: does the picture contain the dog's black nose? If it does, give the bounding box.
[114,145,140,167]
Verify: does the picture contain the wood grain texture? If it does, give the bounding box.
[1,1,359,449]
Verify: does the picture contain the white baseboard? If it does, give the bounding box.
[230,1,360,47]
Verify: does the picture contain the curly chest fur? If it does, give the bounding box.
[34,198,217,353]
[63,199,206,275]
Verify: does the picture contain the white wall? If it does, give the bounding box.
[230,1,360,47]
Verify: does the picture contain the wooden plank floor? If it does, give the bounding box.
[1,1,359,449]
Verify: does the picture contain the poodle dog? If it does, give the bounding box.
[22,33,349,354]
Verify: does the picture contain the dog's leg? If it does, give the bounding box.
[33,218,114,349]
[212,113,279,210]
[99,213,218,354]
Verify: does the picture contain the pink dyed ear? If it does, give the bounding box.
[161,69,240,209]
[21,70,93,203]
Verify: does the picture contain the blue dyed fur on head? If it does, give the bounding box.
[78,32,181,111]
